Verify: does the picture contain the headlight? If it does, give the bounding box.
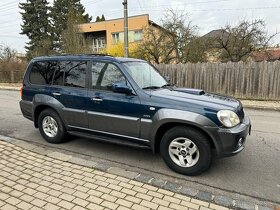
[217,110,240,128]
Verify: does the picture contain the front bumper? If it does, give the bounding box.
[206,116,251,157]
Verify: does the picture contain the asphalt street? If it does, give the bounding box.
[0,89,279,204]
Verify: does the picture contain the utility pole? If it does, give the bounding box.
[123,0,129,57]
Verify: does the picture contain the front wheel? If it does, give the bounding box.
[160,126,212,176]
[38,109,67,144]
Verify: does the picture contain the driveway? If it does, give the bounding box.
[0,89,279,204]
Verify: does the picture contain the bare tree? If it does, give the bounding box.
[214,19,277,62]
[61,10,91,54]
[0,45,17,62]
[185,37,209,63]
[138,25,174,64]
[0,45,27,72]
[162,10,196,63]
[137,9,196,64]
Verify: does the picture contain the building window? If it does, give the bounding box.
[112,33,121,44]
[112,30,143,44]
[134,30,143,41]
[93,37,106,52]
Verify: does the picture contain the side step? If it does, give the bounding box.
[68,131,151,150]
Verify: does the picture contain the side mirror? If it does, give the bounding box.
[112,82,133,95]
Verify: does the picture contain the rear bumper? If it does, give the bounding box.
[206,116,251,157]
[19,100,33,121]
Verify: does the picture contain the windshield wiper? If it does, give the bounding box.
[161,83,174,89]
[142,86,161,90]
[161,83,171,88]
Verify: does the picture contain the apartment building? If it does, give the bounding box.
[78,14,160,53]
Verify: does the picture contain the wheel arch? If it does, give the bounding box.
[152,122,217,154]
[32,94,65,128]
[33,105,62,128]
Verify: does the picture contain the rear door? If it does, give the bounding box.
[50,60,89,128]
[87,61,142,139]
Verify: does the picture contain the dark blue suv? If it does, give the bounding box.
[20,55,251,175]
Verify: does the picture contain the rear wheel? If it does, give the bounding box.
[160,126,212,176]
[38,109,67,144]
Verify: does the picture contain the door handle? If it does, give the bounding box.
[91,97,103,102]
[52,92,61,96]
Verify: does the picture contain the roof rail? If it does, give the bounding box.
[46,53,113,57]
[84,53,113,57]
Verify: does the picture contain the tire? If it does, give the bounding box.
[160,126,212,176]
[38,108,67,144]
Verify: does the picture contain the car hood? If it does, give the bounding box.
[150,88,241,110]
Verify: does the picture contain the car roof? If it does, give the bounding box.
[31,54,146,63]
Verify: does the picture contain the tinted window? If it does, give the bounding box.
[29,61,56,85]
[91,62,126,91]
[52,61,87,88]
[64,61,87,88]
[92,62,106,87]
[52,61,66,86]
[101,64,125,88]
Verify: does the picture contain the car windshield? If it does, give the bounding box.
[122,62,168,89]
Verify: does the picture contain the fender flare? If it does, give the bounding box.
[149,109,220,152]
[32,94,65,127]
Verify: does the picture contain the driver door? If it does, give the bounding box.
[87,61,142,139]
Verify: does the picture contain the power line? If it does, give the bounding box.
[128,5,280,12]
[135,0,231,9]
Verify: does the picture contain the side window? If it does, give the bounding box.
[64,61,87,88]
[29,61,56,85]
[52,61,87,88]
[52,61,66,86]
[91,62,126,91]
[100,64,126,89]
[92,62,106,87]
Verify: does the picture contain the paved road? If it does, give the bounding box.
[0,90,279,204]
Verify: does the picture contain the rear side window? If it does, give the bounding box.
[52,61,66,86]
[64,61,87,88]
[29,61,56,85]
[52,61,87,88]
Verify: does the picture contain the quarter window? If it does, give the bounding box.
[29,61,56,85]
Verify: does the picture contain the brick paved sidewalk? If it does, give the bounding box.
[0,140,230,210]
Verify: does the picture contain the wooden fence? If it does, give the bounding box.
[155,61,280,100]
[1,61,280,100]
[0,71,25,83]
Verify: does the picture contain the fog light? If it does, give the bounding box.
[237,138,243,148]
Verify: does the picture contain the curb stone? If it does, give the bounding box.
[0,136,278,210]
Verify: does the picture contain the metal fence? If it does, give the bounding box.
[0,71,24,83]
[155,61,280,100]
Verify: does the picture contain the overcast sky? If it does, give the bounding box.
[0,0,280,53]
